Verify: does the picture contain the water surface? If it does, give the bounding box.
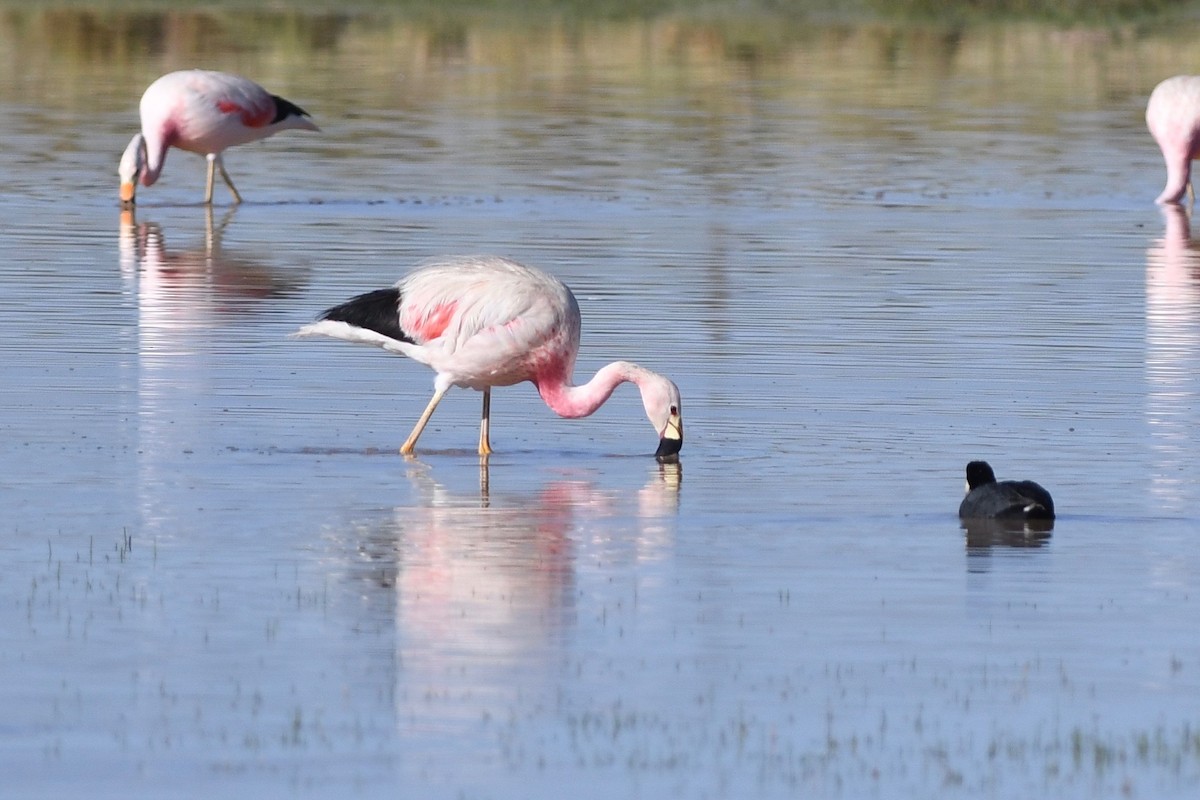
[0,8,1198,799]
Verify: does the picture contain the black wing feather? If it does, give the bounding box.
[270,94,313,124]
[319,288,414,344]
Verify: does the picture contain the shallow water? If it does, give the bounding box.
[1,8,1199,799]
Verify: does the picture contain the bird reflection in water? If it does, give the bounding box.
[1145,203,1200,511]
[119,207,309,536]
[963,516,1052,576]
[340,461,681,733]
[962,517,1053,551]
[119,207,308,315]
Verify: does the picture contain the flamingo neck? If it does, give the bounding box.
[537,361,650,419]
[142,130,173,186]
[1158,155,1193,205]
[127,124,174,188]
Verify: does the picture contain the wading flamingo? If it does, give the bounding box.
[294,255,684,461]
[119,69,318,207]
[1146,75,1200,205]
[959,461,1054,522]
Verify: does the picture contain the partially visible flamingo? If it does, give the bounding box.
[1146,75,1200,205]
[294,255,684,461]
[119,69,318,207]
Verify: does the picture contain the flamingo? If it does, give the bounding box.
[119,69,319,207]
[294,255,684,461]
[1146,75,1200,205]
[958,461,1054,522]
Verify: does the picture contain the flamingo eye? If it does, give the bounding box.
[670,405,678,416]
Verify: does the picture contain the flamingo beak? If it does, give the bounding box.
[120,181,136,208]
[655,415,683,463]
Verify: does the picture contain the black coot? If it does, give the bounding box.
[958,461,1054,522]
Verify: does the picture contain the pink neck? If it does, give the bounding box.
[138,129,173,187]
[1159,159,1192,204]
[536,361,649,419]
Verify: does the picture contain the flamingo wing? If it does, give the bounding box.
[143,70,305,157]
[189,71,315,131]
[399,257,578,387]
[174,72,278,146]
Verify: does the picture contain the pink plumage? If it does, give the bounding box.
[119,69,319,206]
[295,256,684,461]
[1147,75,1200,205]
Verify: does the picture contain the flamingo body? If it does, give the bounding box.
[1146,75,1200,205]
[958,461,1054,522]
[295,256,684,460]
[119,69,318,206]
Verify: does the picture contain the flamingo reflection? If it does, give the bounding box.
[119,208,307,317]
[119,210,309,534]
[337,462,681,747]
[1145,204,1200,511]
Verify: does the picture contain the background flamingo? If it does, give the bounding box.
[294,255,684,461]
[119,69,319,206]
[1146,75,1200,205]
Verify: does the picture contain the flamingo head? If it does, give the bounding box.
[643,375,683,463]
[118,134,148,207]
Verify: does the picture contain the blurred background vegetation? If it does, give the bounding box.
[4,0,1199,111]
[3,0,1199,24]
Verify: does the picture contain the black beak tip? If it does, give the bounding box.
[655,437,682,463]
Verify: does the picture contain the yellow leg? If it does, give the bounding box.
[401,386,447,455]
[478,388,493,456]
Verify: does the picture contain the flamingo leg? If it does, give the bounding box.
[204,155,216,205]
[205,153,243,205]
[478,388,493,456]
[401,386,448,455]
[215,154,243,204]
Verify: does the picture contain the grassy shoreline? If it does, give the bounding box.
[1,0,1198,25]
